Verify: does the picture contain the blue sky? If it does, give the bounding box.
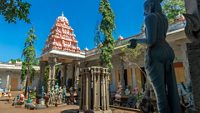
[0,0,144,62]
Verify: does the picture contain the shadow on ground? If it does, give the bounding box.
[0,99,8,101]
[61,109,79,113]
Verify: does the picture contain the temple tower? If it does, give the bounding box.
[42,13,80,54]
[40,12,84,93]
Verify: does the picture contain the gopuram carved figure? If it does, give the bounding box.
[129,0,181,112]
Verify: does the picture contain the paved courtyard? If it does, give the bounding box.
[0,92,138,113]
[0,97,138,113]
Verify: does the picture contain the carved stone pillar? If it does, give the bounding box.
[79,67,111,113]
[51,64,56,86]
[48,66,52,92]
[60,64,65,86]
[183,0,200,112]
[74,61,80,89]
[48,57,57,92]
[64,64,68,86]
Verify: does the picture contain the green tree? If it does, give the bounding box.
[9,58,21,64]
[0,0,31,23]
[162,0,185,23]
[10,59,16,64]
[99,0,115,70]
[21,27,37,96]
[121,44,146,63]
[33,58,40,66]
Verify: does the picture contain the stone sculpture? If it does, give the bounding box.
[48,86,55,105]
[183,0,200,43]
[129,0,181,112]
[183,0,200,111]
[27,87,32,103]
[58,86,63,104]
[62,86,67,103]
[12,93,25,106]
[115,82,123,100]
[124,86,131,96]
[35,86,46,109]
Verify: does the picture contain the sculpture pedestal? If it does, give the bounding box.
[35,98,46,109]
[186,43,200,112]
[79,67,111,113]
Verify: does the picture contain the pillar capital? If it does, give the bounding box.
[48,57,57,65]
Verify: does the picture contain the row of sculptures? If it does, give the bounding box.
[42,84,78,107]
[12,84,78,108]
[46,84,77,106]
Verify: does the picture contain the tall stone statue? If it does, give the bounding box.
[183,0,200,111]
[129,0,181,112]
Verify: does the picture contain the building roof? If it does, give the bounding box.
[0,63,39,71]
[86,20,186,57]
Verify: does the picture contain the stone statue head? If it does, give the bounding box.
[144,0,162,15]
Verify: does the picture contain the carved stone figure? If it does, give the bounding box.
[115,82,123,100]
[183,0,200,111]
[124,86,130,96]
[62,86,67,103]
[183,0,200,44]
[58,87,63,104]
[129,0,181,112]
[48,86,55,105]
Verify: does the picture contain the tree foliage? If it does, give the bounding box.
[0,0,31,23]
[21,61,27,82]
[9,58,21,64]
[21,27,37,95]
[121,44,146,63]
[162,0,185,23]
[99,0,115,70]
[22,27,37,66]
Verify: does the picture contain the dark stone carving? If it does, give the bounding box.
[184,0,200,43]
[184,0,200,112]
[130,0,181,112]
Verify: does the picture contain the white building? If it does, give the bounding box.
[0,62,40,91]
